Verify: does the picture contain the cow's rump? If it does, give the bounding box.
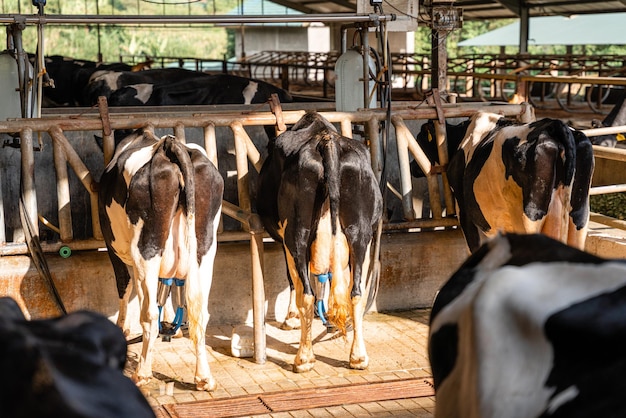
[429,233,626,418]
[0,297,154,418]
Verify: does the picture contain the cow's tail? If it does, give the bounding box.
[163,136,202,338]
[319,132,350,335]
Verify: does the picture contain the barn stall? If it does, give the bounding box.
[2,0,626,415]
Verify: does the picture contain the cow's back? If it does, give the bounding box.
[447,113,593,252]
[429,233,626,418]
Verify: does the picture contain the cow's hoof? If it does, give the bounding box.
[349,357,369,370]
[132,373,152,387]
[195,376,217,392]
[293,361,315,373]
[280,316,301,330]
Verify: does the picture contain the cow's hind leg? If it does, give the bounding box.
[281,279,301,330]
[286,252,315,373]
[349,242,372,370]
[116,278,133,337]
[132,263,160,386]
[186,248,218,391]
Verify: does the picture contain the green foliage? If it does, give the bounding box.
[2,0,237,62]
[591,194,626,220]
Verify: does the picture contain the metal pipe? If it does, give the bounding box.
[231,122,252,216]
[20,127,38,239]
[0,13,396,25]
[249,214,267,365]
[48,126,102,240]
[52,137,73,242]
[391,117,416,221]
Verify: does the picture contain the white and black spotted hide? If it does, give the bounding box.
[98,129,223,391]
[443,111,594,252]
[429,233,626,418]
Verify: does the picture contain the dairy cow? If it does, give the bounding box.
[98,129,223,390]
[82,68,208,106]
[427,111,594,253]
[0,297,155,418]
[590,89,626,147]
[429,233,626,418]
[257,111,383,372]
[108,73,294,106]
[38,55,132,107]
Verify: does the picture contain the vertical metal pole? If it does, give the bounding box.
[519,6,529,54]
[20,128,38,238]
[203,123,218,168]
[231,122,251,215]
[362,26,370,109]
[366,117,382,183]
[249,215,266,364]
[52,137,74,242]
[174,122,186,143]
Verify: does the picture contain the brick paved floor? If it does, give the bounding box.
[126,309,435,417]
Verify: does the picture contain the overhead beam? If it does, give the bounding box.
[495,0,522,17]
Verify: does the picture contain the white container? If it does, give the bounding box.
[335,48,377,112]
[231,324,254,358]
[0,52,22,121]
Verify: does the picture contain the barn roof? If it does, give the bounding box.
[458,13,626,46]
[224,0,305,27]
[269,0,626,20]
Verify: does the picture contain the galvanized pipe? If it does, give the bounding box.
[203,123,218,168]
[391,117,417,221]
[231,122,252,217]
[0,13,396,25]
[20,127,38,241]
[52,137,73,242]
[433,120,455,216]
[48,126,102,240]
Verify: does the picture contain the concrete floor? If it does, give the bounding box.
[127,309,436,417]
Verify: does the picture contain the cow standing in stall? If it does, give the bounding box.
[414,111,594,253]
[98,129,223,391]
[429,233,626,418]
[257,111,383,372]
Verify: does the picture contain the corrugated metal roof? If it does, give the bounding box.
[224,0,304,26]
[264,0,626,20]
[458,13,626,46]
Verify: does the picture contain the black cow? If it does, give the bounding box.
[98,129,223,390]
[0,297,155,418]
[414,112,594,253]
[107,73,293,106]
[39,55,132,107]
[409,119,470,178]
[257,111,383,372]
[590,89,626,147]
[429,233,626,418]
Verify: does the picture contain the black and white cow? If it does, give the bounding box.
[82,68,207,106]
[108,73,294,107]
[257,111,383,372]
[98,129,223,390]
[0,297,155,418]
[590,89,626,147]
[84,68,293,107]
[39,55,132,107]
[415,112,594,253]
[429,233,626,418]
